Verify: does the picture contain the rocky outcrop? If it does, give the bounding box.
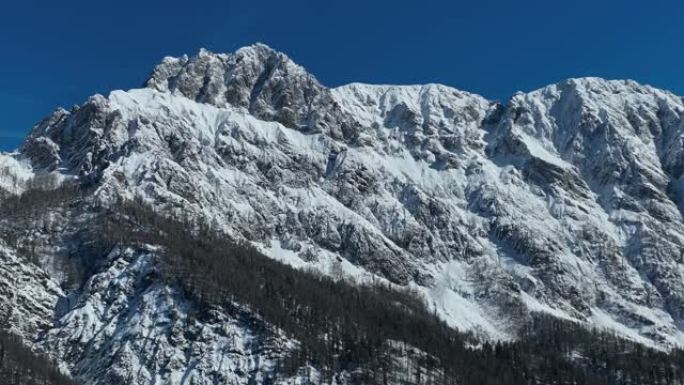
[3,44,684,384]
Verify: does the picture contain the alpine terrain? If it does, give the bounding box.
[2,44,684,384]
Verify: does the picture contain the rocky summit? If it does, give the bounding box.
[2,44,684,384]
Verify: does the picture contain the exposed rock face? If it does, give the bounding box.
[146,44,360,140]
[0,244,63,339]
[3,44,684,383]
[41,248,295,385]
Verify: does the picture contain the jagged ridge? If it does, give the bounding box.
[2,43,684,383]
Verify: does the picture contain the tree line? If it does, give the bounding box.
[86,196,684,385]
[2,180,684,384]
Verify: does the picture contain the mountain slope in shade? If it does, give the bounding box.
[2,44,684,383]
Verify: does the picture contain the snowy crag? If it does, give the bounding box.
[2,43,684,383]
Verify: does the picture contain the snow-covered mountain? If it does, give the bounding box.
[3,43,684,383]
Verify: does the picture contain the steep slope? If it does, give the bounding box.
[488,78,684,343]
[3,44,684,383]
[12,45,684,346]
[0,329,76,385]
[41,248,297,385]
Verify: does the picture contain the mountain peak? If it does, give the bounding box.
[189,43,286,64]
[145,43,306,96]
[9,45,684,353]
[6,43,684,384]
[234,42,280,58]
[143,44,367,139]
[524,76,682,101]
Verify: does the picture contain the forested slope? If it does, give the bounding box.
[0,331,75,385]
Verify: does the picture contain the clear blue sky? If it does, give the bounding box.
[1,0,683,151]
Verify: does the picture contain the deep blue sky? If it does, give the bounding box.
[1,0,683,151]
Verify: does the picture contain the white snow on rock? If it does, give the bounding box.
[4,44,684,383]
[0,153,35,194]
